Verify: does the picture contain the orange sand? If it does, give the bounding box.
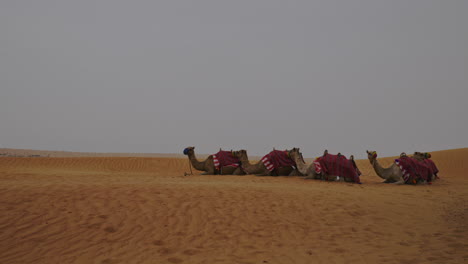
[0,148,466,264]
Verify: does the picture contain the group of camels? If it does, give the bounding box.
[183,147,439,185]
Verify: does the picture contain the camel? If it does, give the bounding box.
[366,150,433,185]
[232,149,301,176]
[183,147,244,175]
[290,149,359,183]
[366,150,407,184]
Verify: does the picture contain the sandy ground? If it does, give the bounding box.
[0,148,466,264]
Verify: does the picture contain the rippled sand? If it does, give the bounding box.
[0,148,466,263]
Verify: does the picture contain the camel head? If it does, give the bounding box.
[232,149,248,160]
[288,148,305,164]
[183,146,195,156]
[366,150,377,161]
[288,147,300,159]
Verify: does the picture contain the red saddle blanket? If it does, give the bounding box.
[394,156,432,184]
[314,154,361,183]
[423,159,439,176]
[261,150,296,171]
[212,151,240,171]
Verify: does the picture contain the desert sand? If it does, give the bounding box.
[0,148,466,264]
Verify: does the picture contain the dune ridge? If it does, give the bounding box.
[0,148,467,263]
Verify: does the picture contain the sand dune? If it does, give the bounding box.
[0,148,466,263]
[0,148,187,158]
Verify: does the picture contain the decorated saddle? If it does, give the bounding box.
[260,150,296,172]
[423,159,439,177]
[314,153,361,183]
[212,150,241,172]
[394,156,432,184]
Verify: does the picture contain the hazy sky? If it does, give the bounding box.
[1,1,467,158]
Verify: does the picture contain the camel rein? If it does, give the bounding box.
[184,156,193,176]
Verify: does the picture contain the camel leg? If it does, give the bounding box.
[344,177,355,183]
[202,160,216,175]
[304,171,318,180]
[332,176,342,182]
[220,166,238,175]
[233,167,245,175]
[391,179,405,185]
[256,169,272,176]
[288,169,301,176]
[319,173,327,181]
[201,167,216,175]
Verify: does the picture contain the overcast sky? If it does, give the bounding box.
[1,1,467,158]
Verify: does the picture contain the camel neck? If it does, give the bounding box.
[371,158,387,180]
[239,155,252,167]
[188,152,205,170]
[293,155,308,175]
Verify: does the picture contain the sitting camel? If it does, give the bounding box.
[366,150,432,185]
[183,147,244,175]
[232,149,301,176]
[289,148,361,183]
